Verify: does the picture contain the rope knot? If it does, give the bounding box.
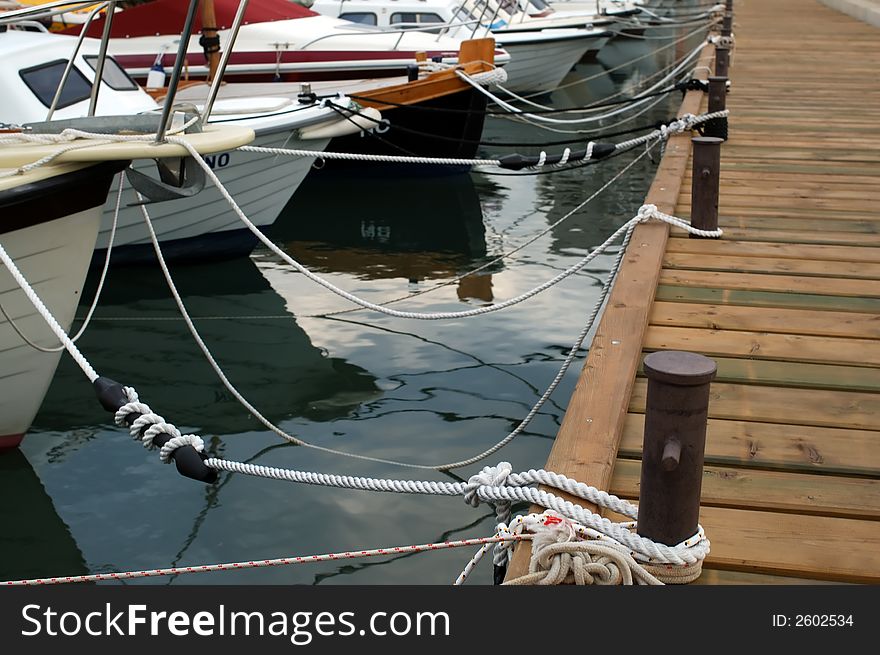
[637,204,659,222]
[463,461,513,508]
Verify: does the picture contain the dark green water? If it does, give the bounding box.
[3,30,706,585]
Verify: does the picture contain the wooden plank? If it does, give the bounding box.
[663,252,880,279]
[644,325,880,367]
[665,238,880,263]
[709,171,880,186]
[679,193,880,213]
[610,458,880,520]
[638,354,880,392]
[655,285,880,314]
[700,227,880,246]
[692,569,849,585]
[685,181,880,200]
[503,44,718,581]
[629,379,880,430]
[714,217,878,234]
[693,507,880,583]
[597,506,880,583]
[620,414,880,477]
[649,302,880,339]
[658,269,880,298]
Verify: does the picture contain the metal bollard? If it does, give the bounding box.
[702,76,728,141]
[714,46,730,79]
[722,0,733,36]
[689,136,723,237]
[637,351,716,547]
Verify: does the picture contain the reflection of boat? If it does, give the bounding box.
[32,257,382,440]
[265,172,490,285]
[0,449,88,581]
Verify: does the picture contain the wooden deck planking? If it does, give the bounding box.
[506,0,880,584]
[620,413,880,478]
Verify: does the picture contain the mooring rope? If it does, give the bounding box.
[2,534,530,586]
[0,170,124,352]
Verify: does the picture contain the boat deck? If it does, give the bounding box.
[508,0,880,584]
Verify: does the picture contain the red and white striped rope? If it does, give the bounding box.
[3,534,529,586]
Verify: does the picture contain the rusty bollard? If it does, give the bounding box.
[637,351,717,548]
[702,75,728,141]
[689,136,723,237]
[722,0,734,36]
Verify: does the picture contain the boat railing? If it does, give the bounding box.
[0,0,240,144]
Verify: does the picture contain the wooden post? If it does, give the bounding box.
[702,76,728,141]
[714,46,730,79]
[636,351,716,547]
[723,0,733,36]
[689,137,723,237]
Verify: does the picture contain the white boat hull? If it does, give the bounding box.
[497,33,595,93]
[0,207,102,447]
[99,131,331,262]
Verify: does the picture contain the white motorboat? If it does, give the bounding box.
[2,26,379,262]
[312,0,613,93]
[0,97,254,452]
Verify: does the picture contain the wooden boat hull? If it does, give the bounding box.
[319,87,488,175]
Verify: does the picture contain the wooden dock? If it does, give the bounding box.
[507,0,880,584]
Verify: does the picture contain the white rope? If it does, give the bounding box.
[0,170,125,353]
[461,67,508,87]
[151,136,723,321]
[130,161,640,470]
[239,144,500,167]
[0,241,99,382]
[457,39,708,126]
[548,23,713,102]
[203,459,710,569]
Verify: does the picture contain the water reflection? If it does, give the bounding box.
[31,257,381,451]
[0,450,87,581]
[259,172,499,303]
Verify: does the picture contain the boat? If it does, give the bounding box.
[62,0,512,86]
[173,37,501,174]
[0,113,254,450]
[0,0,256,450]
[2,24,380,263]
[312,0,614,92]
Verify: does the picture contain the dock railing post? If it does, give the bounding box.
[714,46,730,79]
[702,76,728,141]
[722,0,734,36]
[636,351,716,551]
[689,136,723,238]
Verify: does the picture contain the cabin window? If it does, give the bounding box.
[19,59,92,109]
[340,12,378,25]
[83,55,139,91]
[390,12,445,25]
[390,12,445,33]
